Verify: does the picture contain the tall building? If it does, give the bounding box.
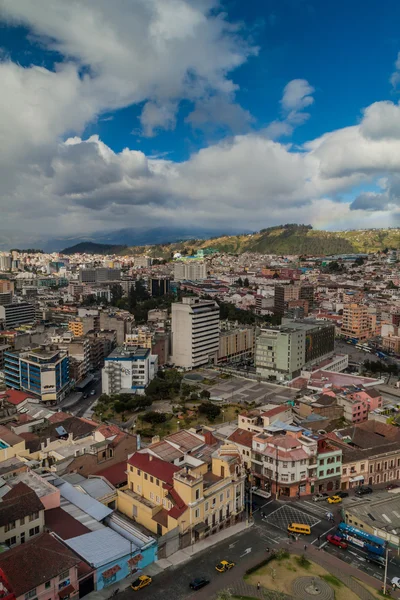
[217,327,255,364]
[99,311,134,345]
[173,261,207,282]
[0,293,12,306]
[171,298,220,369]
[79,268,121,284]
[255,320,335,381]
[341,303,371,341]
[274,284,314,316]
[102,346,158,396]
[134,256,151,268]
[4,347,70,403]
[0,255,12,272]
[0,303,35,328]
[151,277,170,297]
[0,280,14,294]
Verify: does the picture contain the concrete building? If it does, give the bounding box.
[171,298,220,369]
[0,303,35,328]
[341,303,371,341]
[217,327,255,364]
[102,346,157,396]
[274,284,314,316]
[174,261,207,282]
[99,311,134,345]
[79,268,121,284]
[151,277,170,297]
[4,347,70,403]
[134,256,151,268]
[315,438,342,493]
[68,320,84,337]
[0,255,12,272]
[0,482,45,547]
[255,320,335,381]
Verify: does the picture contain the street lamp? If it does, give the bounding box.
[383,545,391,596]
[177,420,180,431]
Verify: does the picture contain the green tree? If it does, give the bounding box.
[236,277,243,286]
[198,402,221,421]
[141,411,167,424]
[190,392,199,401]
[200,389,210,400]
[243,277,250,287]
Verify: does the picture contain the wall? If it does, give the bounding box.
[16,566,79,600]
[96,547,155,591]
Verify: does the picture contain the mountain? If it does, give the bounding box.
[122,225,400,257]
[61,242,127,255]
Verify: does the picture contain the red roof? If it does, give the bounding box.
[48,412,72,424]
[96,461,127,486]
[262,406,287,418]
[0,390,30,405]
[128,452,180,485]
[45,507,91,540]
[227,428,254,449]
[167,486,187,519]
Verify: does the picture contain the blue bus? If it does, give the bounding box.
[337,523,386,556]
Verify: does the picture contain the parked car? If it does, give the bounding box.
[327,534,348,549]
[355,486,373,496]
[215,560,235,573]
[386,483,399,490]
[336,491,349,498]
[131,575,152,591]
[327,495,342,504]
[90,389,96,396]
[189,578,210,591]
[391,577,400,589]
[366,554,386,568]
[313,493,328,502]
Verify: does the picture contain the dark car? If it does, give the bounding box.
[189,578,210,591]
[366,554,386,568]
[355,486,373,496]
[386,483,399,490]
[337,491,349,498]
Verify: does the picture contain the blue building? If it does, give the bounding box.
[4,346,70,403]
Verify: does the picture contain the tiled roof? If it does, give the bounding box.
[227,428,254,448]
[0,425,24,447]
[45,507,91,539]
[96,461,127,486]
[0,533,79,597]
[0,482,44,527]
[128,452,180,484]
[262,406,287,418]
[0,390,30,405]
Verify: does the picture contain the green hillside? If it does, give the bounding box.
[121,225,400,257]
[62,241,127,255]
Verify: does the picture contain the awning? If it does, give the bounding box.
[58,585,76,599]
[102,565,121,579]
[350,475,364,482]
[193,522,207,533]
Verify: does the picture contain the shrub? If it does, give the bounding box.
[322,575,342,587]
[295,555,311,570]
[198,402,221,421]
[141,411,168,424]
[245,552,277,575]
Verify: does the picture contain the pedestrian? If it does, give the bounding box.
[304,544,307,551]
[266,547,270,553]
[257,582,261,591]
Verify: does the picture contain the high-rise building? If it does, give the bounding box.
[134,256,152,268]
[274,284,314,316]
[171,297,220,368]
[0,280,14,294]
[255,319,335,381]
[79,268,121,284]
[102,346,158,395]
[0,293,12,306]
[0,303,35,328]
[341,303,371,341]
[150,277,170,297]
[0,255,12,272]
[173,261,207,282]
[4,347,70,403]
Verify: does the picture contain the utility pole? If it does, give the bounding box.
[383,544,390,596]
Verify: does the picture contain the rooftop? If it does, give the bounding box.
[0,482,44,527]
[96,461,127,487]
[346,491,400,534]
[106,346,150,360]
[45,507,91,539]
[65,528,134,568]
[128,452,180,485]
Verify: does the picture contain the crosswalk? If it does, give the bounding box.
[301,500,333,517]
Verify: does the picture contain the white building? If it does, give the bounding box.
[102,346,158,395]
[0,302,35,328]
[173,261,207,282]
[171,297,220,369]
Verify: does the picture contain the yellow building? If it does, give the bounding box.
[117,444,246,545]
[341,303,371,341]
[68,320,84,337]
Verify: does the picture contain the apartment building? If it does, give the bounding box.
[173,261,207,282]
[216,327,255,364]
[135,256,151,268]
[151,277,170,297]
[118,445,246,546]
[256,320,335,381]
[68,320,84,337]
[251,432,317,497]
[341,303,371,340]
[315,438,342,493]
[171,298,220,369]
[0,482,45,547]
[79,267,121,283]
[102,346,157,395]
[4,347,70,403]
[0,303,35,328]
[125,328,153,349]
[99,311,134,345]
[336,388,382,424]
[274,284,314,316]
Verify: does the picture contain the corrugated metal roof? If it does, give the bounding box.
[77,478,114,500]
[57,481,113,521]
[65,529,132,567]
[60,497,105,532]
[62,473,86,485]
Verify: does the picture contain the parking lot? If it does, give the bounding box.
[263,504,320,532]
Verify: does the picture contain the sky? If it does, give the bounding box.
[2,0,400,237]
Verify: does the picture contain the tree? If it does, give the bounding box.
[198,402,221,421]
[236,277,243,287]
[243,277,250,287]
[200,389,210,400]
[141,411,167,424]
[216,590,232,600]
[190,392,199,401]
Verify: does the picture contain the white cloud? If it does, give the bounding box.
[265,78,315,139]
[390,51,400,88]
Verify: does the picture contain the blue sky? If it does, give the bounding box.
[1,0,400,236]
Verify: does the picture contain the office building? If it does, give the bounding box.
[4,347,70,403]
[134,256,151,268]
[217,327,255,364]
[173,261,207,282]
[255,320,335,381]
[171,298,220,369]
[341,303,371,341]
[102,346,158,396]
[0,280,14,294]
[79,268,121,284]
[0,303,35,328]
[151,277,170,297]
[100,311,134,345]
[0,293,12,306]
[274,284,314,316]
[0,255,12,272]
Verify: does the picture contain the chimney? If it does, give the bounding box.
[204,430,217,446]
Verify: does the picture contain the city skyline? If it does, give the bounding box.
[2,1,400,236]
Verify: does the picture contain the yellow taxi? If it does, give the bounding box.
[215,560,235,573]
[131,575,152,591]
[327,495,342,504]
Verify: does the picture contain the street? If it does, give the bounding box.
[115,492,400,600]
[58,371,102,418]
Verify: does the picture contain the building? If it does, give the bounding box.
[173,261,207,282]
[315,438,342,493]
[4,347,70,403]
[336,388,382,424]
[151,277,170,297]
[0,532,80,600]
[102,346,157,396]
[171,297,220,369]
[68,320,84,337]
[134,256,151,268]
[125,328,153,349]
[255,320,335,381]
[0,293,12,306]
[274,284,314,316]
[151,332,170,367]
[0,255,12,271]
[0,482,45,547]
[118,445,246,547]
[79,268,121,284]
[0,303,35,328]
[343,492,400,548]
[341,303,371,341]
[99,312,134,346]
[217,327,255,364]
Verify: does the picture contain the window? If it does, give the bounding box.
[342,468,347,475]
[195,489,200,500]
[360,464,365,471]
[319,471,324,477]
[156,495,160,503]
[156,479,160,486]
[212,498,216,507]
[130,466,133,472]
[226,489,230,499]
[291,461,295,467]
[283,462,288,468]
[336,467,340,473]
[20,518,25,526]
[136,484,141,493]
[144,473,148,480]
[29,526,40,537]
[5,537,16,547]
[220,493,224,502]
[150,492,154,500]
[205,501,209,511]
[45,582,51,590]
[195,509,200,518]
[59,570,70,582]
[291,473,295,481]
[5,522,15,532]
[137,469,141,476]
[150,476,154,483]
[29,512,39,522]
[319,458,324,465]
[25,589,37,600]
